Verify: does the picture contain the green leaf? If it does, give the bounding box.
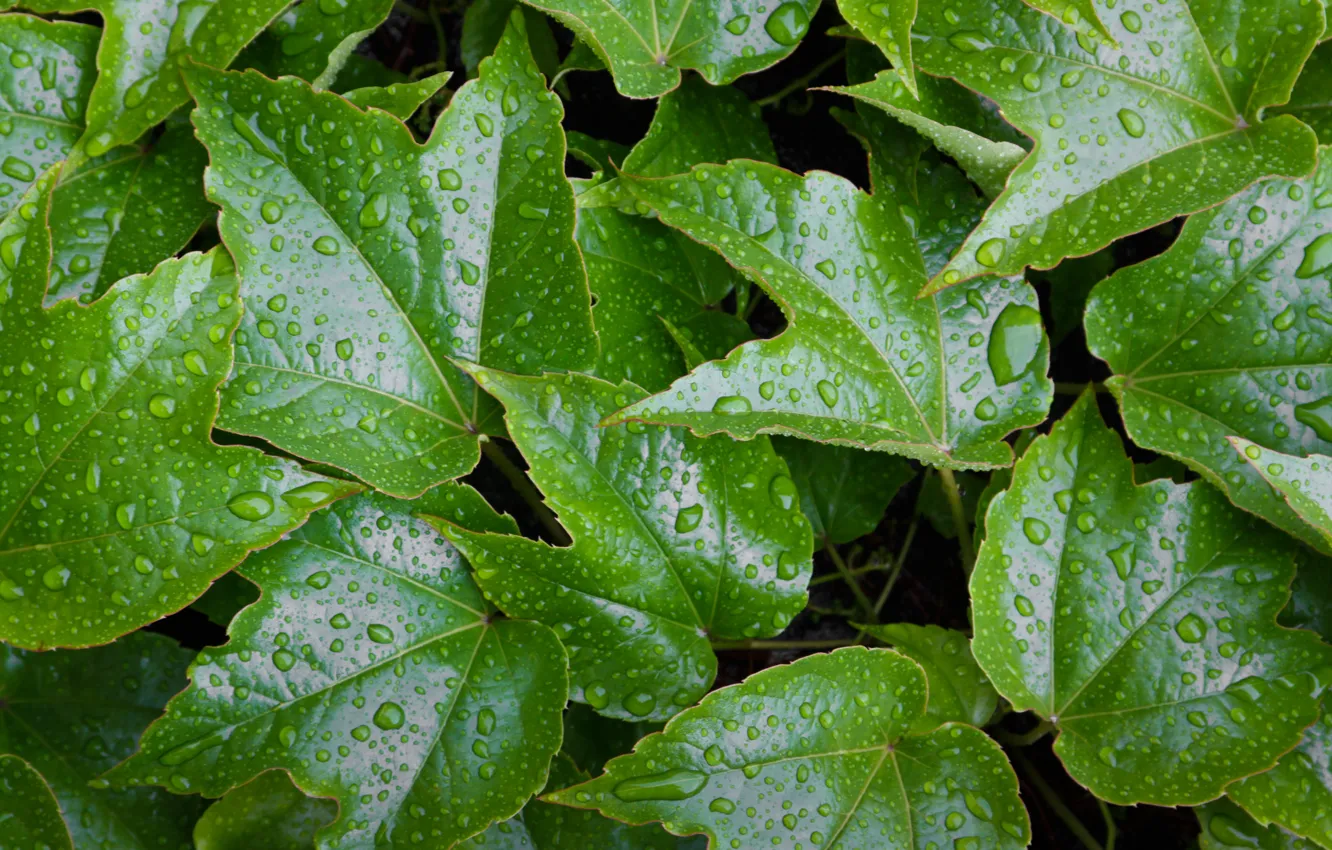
[462,0,561,80]
[187,13,597,497]
[827,70,1027,198]
[834,0,918,96]
[194,770,338,850]
[1031,249,1115,346]
[1086,153,1332,553]
[1228,703,1332,848]
[605,160,1054,471]
[774,437,915,545]
[106,485,569,849]
[434,367,814,721]
[971,392,1332,805]
[235,0,394,85]
[912,0,1323,291]
[1199,798,1321,850]
[1284,547,1332,638]
[332,53,407,91]
[341,72,451,121]
[0,14,98,216]
[1,631,206,849]
[0,175,357,648]
[859,622,1000,731]
[0,755,72,850]
[1271,41,1332,144]
[562,703,664,775]
[974,430,1035,549]
[567,132,631,180]
[546,647,1030,850]
[917,469,984,540]
[10,0,292,156]
[45,116,213,306]
[519,0,820,98]
[1019,0,1113,44]
[1232,441,1332,552]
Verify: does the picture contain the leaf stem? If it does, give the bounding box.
[710,638,856,651]
[479,438,570,546]
[1013,752,1104,850]
[992,719,1053,747]
[1099,800,1117,850]
[826,541,877,622]
[937,468,975,575]
[756,49,847,108]
[871,517,917,618]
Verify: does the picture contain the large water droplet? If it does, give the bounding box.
[281,481,337,510]
[373,701,405,730]
[359,193,389,228]
[312,235,339,255]
[612,769,707,802]
[1297,234,1332,278]
[769,475,798,511]
[1295,396,1332,440]
[675,504,703,533]
[1174,613,1208,644]
[228,491,275,521]
[712,395,751,414]
[148,393,177,419]
[974,238,1006,268]
[1108,542,1135,580]
[763,2,809,46]
[1117,109,1146,138]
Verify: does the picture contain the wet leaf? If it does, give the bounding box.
[913,0,1322,291]
[1020,0,1112,44]
[1198,798,1321,850]
[1271,41,1332,143]
[835,0,918,96]
[340,71,450,121]
[434,366,814,722]
[0,756,72,850]
[1228,702,1332,848]
[461,0,561,80]
[859,622,999,731]
[106,485,569,849]
[194,771,338,850]
[774,437,915,545]
[1231,441,1332,551]
[236,0,394,85]
[971,391,1332,805]
[521,0,820,97]
[1086,153,1332,553]
[0,631,205,849]
[546,647,1030,850]
[187,13,597,497]
[0,175,357,648]
[190,570,260,629]
[605,160,1053,471]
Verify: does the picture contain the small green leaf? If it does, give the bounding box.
[913,0,1322,290]
[606,161,1053,470]
[341,71,451,121]
[1228,702,1332,848]
[972,392,1332,805]
[331,53,407,91]
[194,771,338,850]
[462,0,561,79]
[1232,441,1332,551]
[1271,41,1332,143]
[45,116,213,305]
[1284,547,1332,638]
[235,0,394,85]
[917,470,984,540]
[0,14,98,216]
[1,631,205,849]
[188,13,597,497]
[1019,0,1113,44]
[1198,798,1321,850]
[835,0,918,96]
[521,0,820,98]
[859,623,999,730]
[106,485,568,848]
[546,647,1030,850]
[774,437,915,545]
[435,367,813,721]
[1087,153,1332,553]
[0,756,72,850]
[10,0,292,155]
[0,176,357,648]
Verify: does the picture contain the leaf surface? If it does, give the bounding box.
[1020,0,1112,43]
[1271,41,1332,143]
[1199,798,1321,850]
[835,0,918,95]
[106,485,569,850]
[1228,703,1332,848]
[0,631,205,850]
[606,160,1053,470]
[189,13,596,497]
[859,623,999,731]
[547,647,1030,850]
[1233,441,1332,551]
[236,0,394,85]
[519,0,820,97]
[1086,153,1332,553]
[0,755,72,850]
[971,392,1332,805]
[774,437,914,545]
[435,367,813,722]
[0,176,356,648]
[912,0,1323,290]
[194,771,338,850]
[340,72,450,121]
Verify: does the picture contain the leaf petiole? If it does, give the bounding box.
[937,468,975,575]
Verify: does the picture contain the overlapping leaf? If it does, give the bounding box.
[339,72,451,122]
[547,647,1030,850]
[912,0,1322,290]
[107,485,569,850]
[435,367,813,722]
[0,176,356,648]
[1233,441,1332,551]
[7,0,291,155]
[1272,41,1332,143]
[1228,703,1332,848]
[972,392,1332,805]
[860,623,999,731]
[193,771,337,850]
[189,13,596,497]
[605,160,1053,470]
[774,437,914,545]
[1086,153,1332,553]
[461,0,561,80]
[0,631,205,849]
[835,0,918,95]
[236,0,394,84]
[520,0,820,97]
[0,756,71,850]
[0,14,98,215]
[1021,0,1111,43]
[1199,798,1321,850]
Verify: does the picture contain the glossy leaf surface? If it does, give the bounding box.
[107,485,569,850]
[1199,798,1321,850]
[774,437,914,545]
[461,0,561,80]
[835,0,918,95]
[191,14,596,497]
[0,14,98,216]
[0,631,204,850]
[0,756,72,850]
[1228,703,1332,848]
[1020,0,1111,43]
[0,177,356,648]
[547,647,1030,850]
[519,0,820,97]
[341,72,451,121]
[972,392,1332,805]
[1086,154,1332,553]
[436,367,814,721]
[194,771,337,850]
[11,0,290,155]
[1233,441,1332,551]
[236,0,394,84]
[606,160,1053,470]
[859,623,999,731]
[912,0,1323,290]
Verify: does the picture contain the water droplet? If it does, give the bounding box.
[1013,595,1035,616]
[675,504,703,533]
[1108,542,1135,580]
[475,114,495,137]
[183,349,208,376]
[585,682,610,710]
[712,395,751,414]
[710,797,736,813]
[281,481,336,510]
[1117,109,1146,138]
[623,691,657,716]
[458,259,481,286]
[1023,518,1050,545]
[1120,10,1141,31]
[1218,43,1239,67]
[366,623,394,644]
[307,571,331,589]
[148,393,177,419]
[974,238,1006,268]
[42,567,70,591]
[1297,234,1332,278]
[725,14,750,34]
[769,475,798,511]
[272,649,297,671]
[228,491,275,521]
[160,732,225,766]
[814,259,836,279]
[517,202,547,220]
[1,156,34,182]
[261,201,283,224]
[988,304,1042,384]
[359,193,389,228]
[373,701,405,730]
[974,397,998,421]
[816,380,838,407]
[1020,72,1041,92]
[613,769,707,801]
[335,338,354,360]
[763,3,809,46]
[948,31,988,52]
[312,235,339,255]
[1174,613,1208,644]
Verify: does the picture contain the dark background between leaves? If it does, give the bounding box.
[141,2,1197,846]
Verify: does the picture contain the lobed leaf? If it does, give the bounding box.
[1198,798,1321,850]
[835,0,918,96]
[1228,703,1332,848]
[236,0,395,85]
[0,755,72,850]
[1271,41,1332,144]
[1232,441,1332,551]
[859,623,999,731]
